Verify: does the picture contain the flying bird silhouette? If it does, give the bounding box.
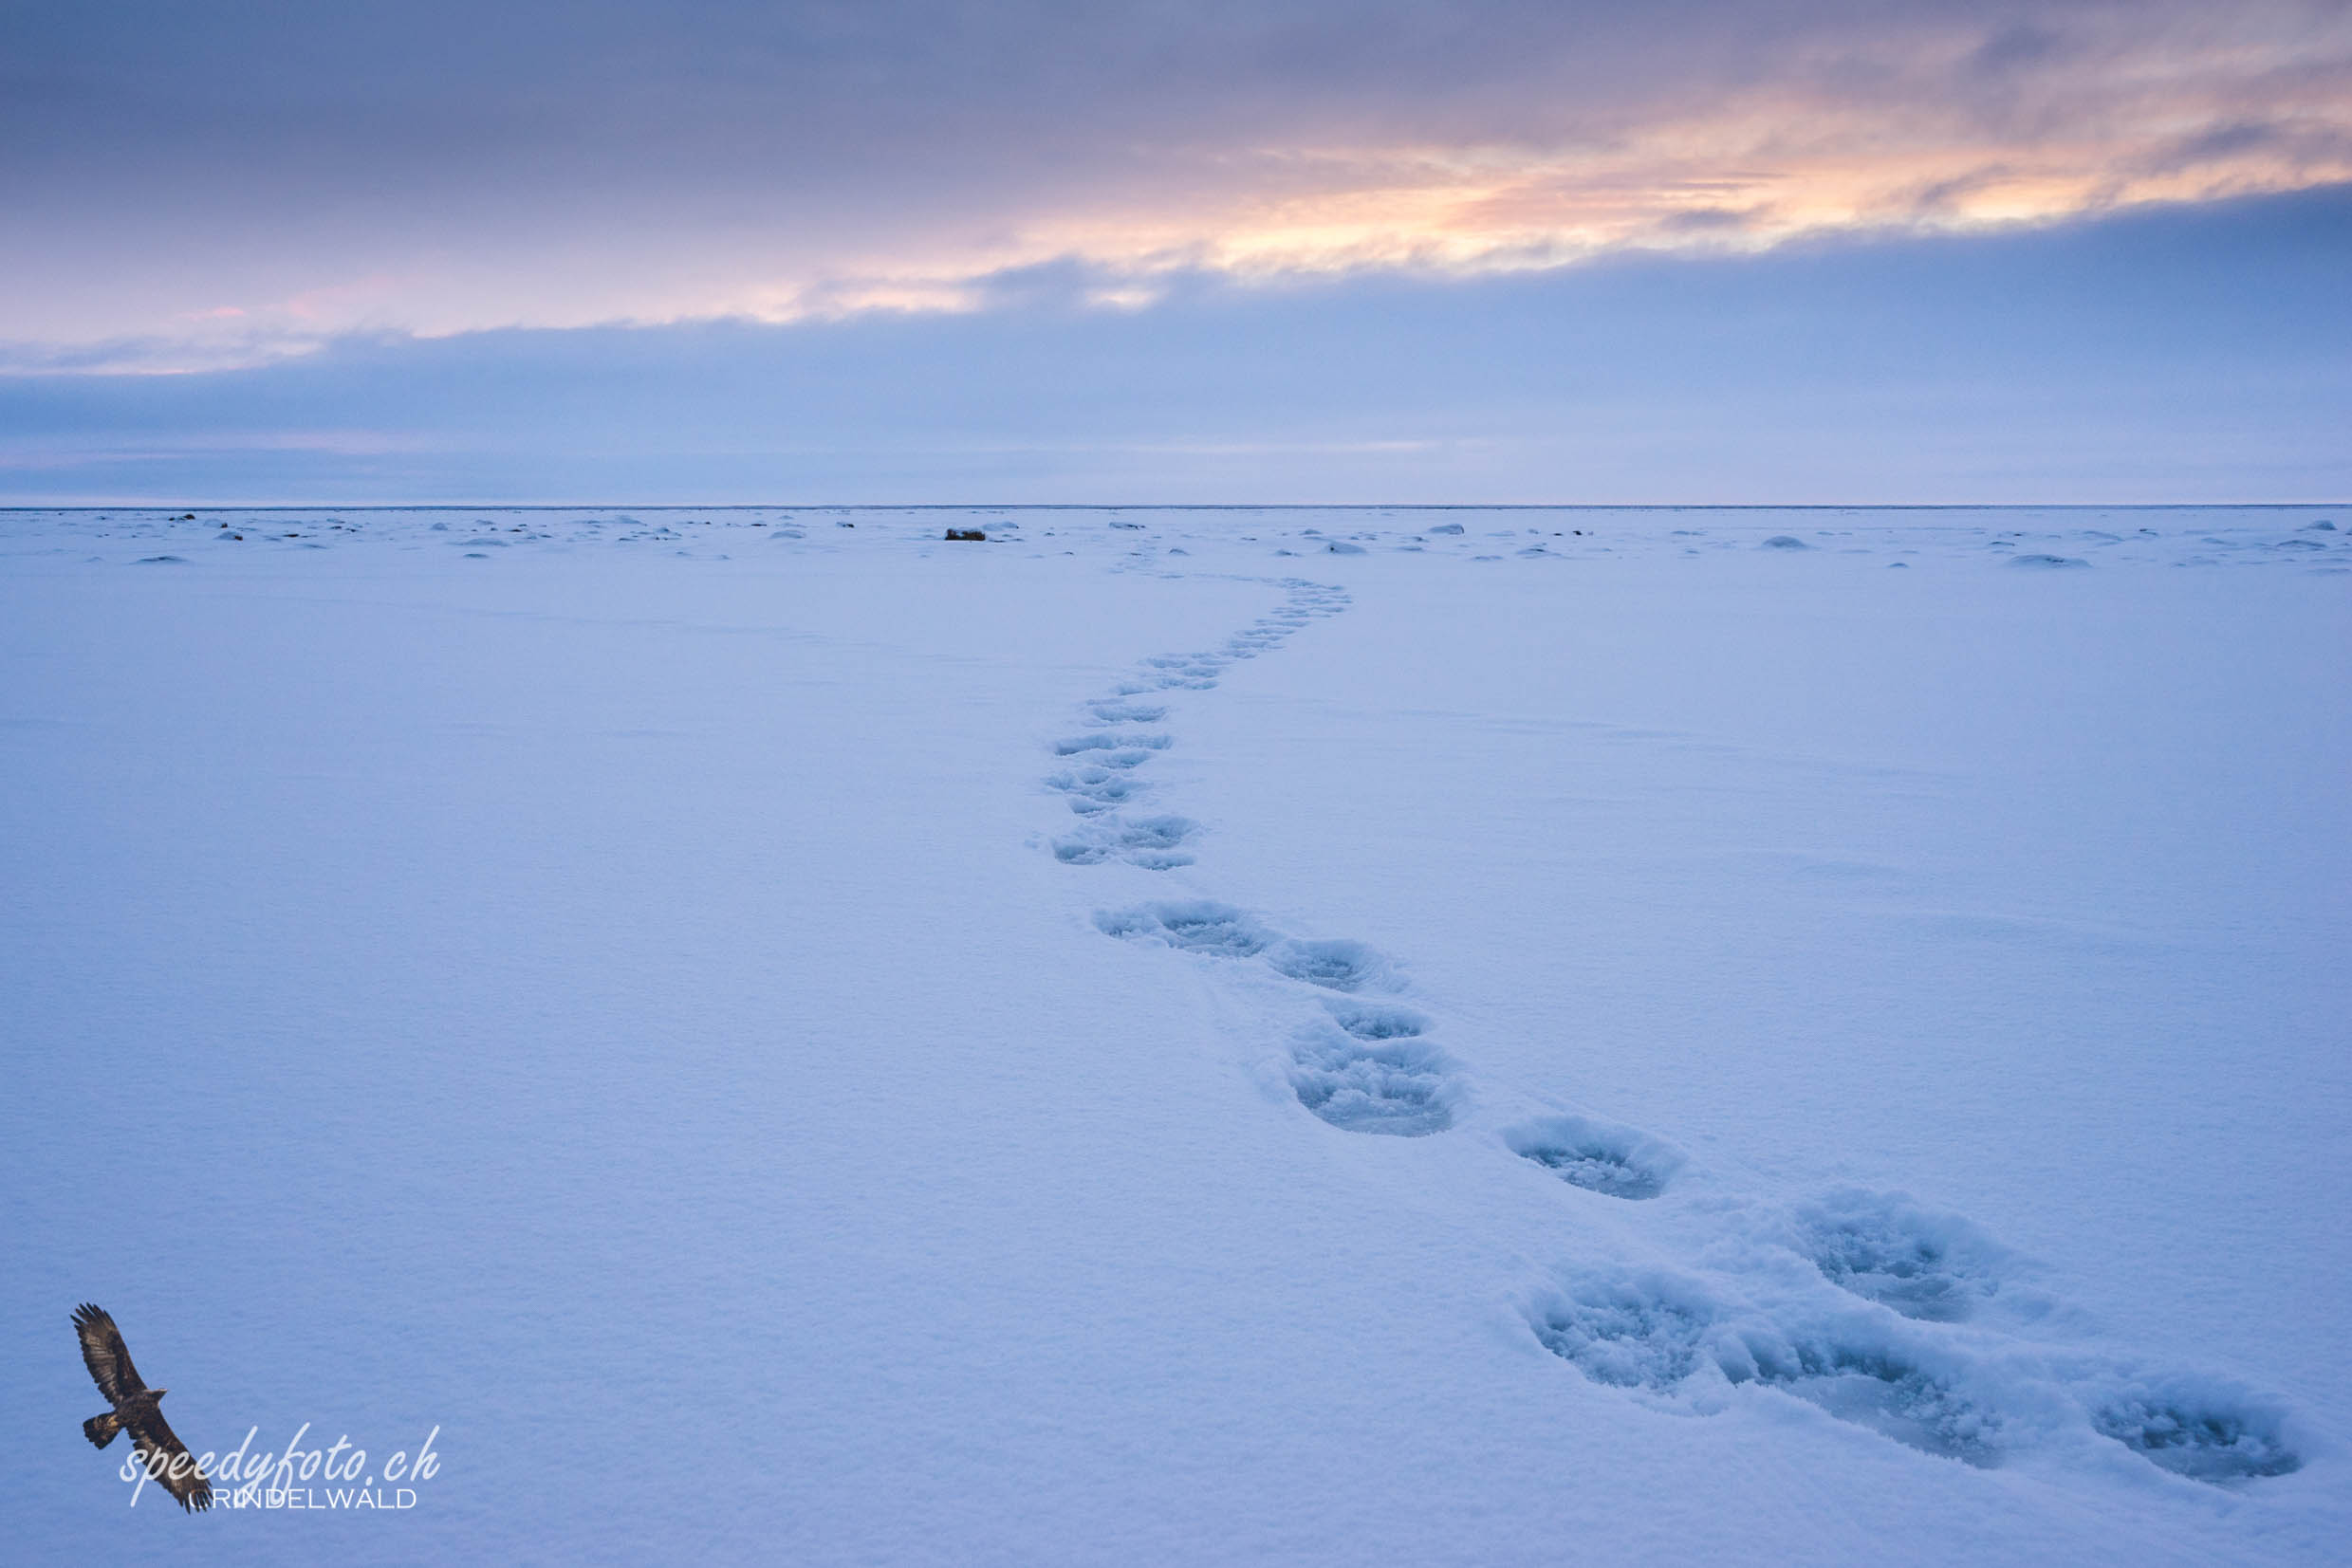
[74,1303,213,1511]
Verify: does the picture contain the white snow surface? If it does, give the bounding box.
[5,504,2347,1564]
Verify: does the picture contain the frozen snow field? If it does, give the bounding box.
[5,504,2347,1564]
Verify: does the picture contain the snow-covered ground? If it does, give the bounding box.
[6,504,2346,1565]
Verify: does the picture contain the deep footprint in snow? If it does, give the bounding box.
[1112,814,1198,855]
[1265,936,1393,992]
[2092,1388,2302,1484]
[1054,815,1200,869]
[1535,1275,2001,1466]
[1746,1338,2000,1467]
[1048,766,1148,812]
[1086,700,1167,725]
[1532,1274,1718,1391]
[1287,1019,1458,1134]
[1792,1190,2011,1322]
[1054,731,1171,759]
[1506,1116,1681,1199]
[1141,654,1229,689]
[1096,900,1275,957]
[1321,998,1431,1040]
[1051,746,1158,772]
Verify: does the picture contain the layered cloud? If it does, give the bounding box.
[7,1,2350,369]
[7,189,2347,504]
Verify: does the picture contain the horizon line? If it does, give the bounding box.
[6,501,2345,513]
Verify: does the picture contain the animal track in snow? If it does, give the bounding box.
[1111,815,1198,853]
[1265,937,1393,993]
[2091,1385,2303,1484]
[1053,815,1200,870]
[1097,900,1275,958]
[1748,1337,2000,1467]
[1506,1116,1681,1199]
[1047,766,1147,812]
[1287,1018,1459,1135]
[1141,654,1228,689]
[1532,1274,1719,1391]
[1790,1190,2013,1322]
[1054,749,1157,775]
[1092,893,1452,1134]
[1085,700,1167,725]
[1098,908,1399,994]
[1021,546,2316,1494]
[1054,732,1171,758]
[1531,1255,2305,1482]
[1061,581,1440,1140]
[1046,579,1349,875]
[1321,999,1430,1040]
[1534,1273,2001,1466]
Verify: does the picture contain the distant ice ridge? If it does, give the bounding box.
[18,502,2346,577]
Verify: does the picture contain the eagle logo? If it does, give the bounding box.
[74,1303,213,1511]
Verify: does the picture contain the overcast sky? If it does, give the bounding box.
[6,1,2348,501]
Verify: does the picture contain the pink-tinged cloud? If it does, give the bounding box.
[4,1,2348,368]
